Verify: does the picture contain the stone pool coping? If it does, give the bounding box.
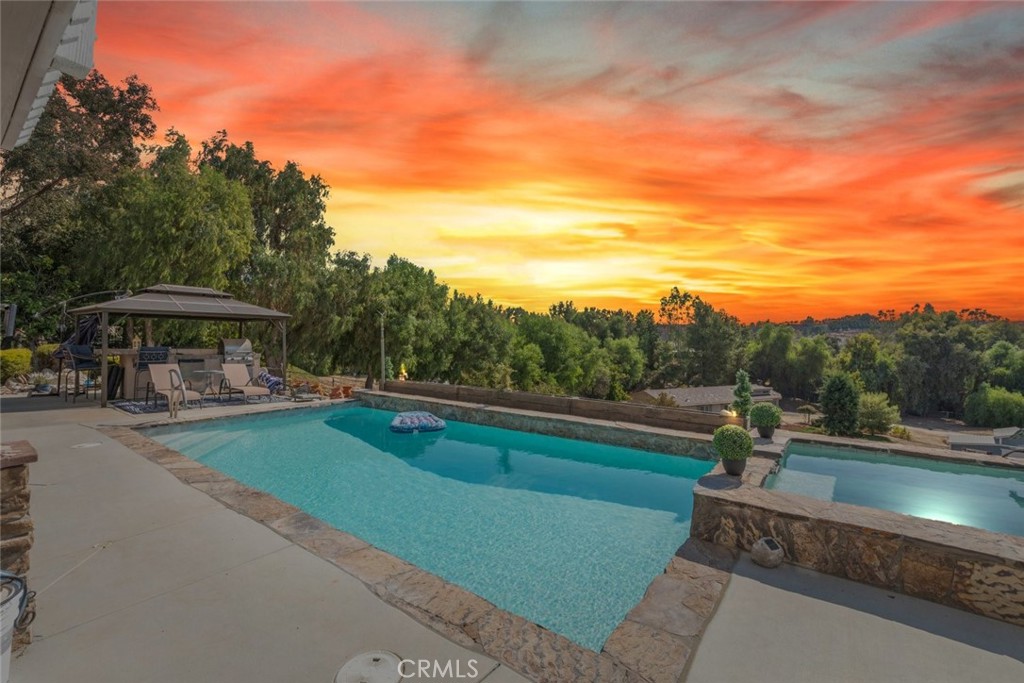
[98,407,741,683]
[782,433,1024,470]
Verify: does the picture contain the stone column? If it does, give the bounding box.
[1,440,37,651]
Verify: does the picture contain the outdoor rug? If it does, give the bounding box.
[110,395,290,415]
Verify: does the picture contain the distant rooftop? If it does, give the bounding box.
[641,384,781,408]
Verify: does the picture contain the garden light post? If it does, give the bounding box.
[380,310,386,390]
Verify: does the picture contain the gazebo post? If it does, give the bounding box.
[100,311,109,407]
[281,321,288,388]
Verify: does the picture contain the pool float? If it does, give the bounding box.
[389,411,447,433]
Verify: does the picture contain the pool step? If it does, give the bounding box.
[158,429,238,459]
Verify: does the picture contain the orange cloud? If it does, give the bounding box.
[94,1,1024,322]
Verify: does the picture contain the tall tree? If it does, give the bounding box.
[634,309,658,372]
[196,131,336,369]
[76,132,252,294]
[820,372,861,436]
[1,71,157,228]
[1,71,158,337]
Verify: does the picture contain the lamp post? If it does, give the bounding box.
[379,310,386,391]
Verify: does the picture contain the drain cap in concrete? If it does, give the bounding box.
[335,651,402,683]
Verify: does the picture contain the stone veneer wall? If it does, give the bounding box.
[359,391,721,459]
[380,381,741,434]
[1,440,38,651]
[690,476,1024,626]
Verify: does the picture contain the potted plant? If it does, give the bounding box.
[750,402,783,439]
[713,424,753,476]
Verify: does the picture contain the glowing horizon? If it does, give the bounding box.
[95,1,1024,322]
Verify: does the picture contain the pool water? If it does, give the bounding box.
[765,442,1024,536]
[148,406,714,650]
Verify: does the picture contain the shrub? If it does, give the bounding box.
[712,424,753,461]
[964,384,1024,428]
[749,402,782,428]
[33,343,60,371]
[0,349,32,383]
[820,371,861,436]
[653,392,678,407]
[732,369,753,418]
[889,425,912,441]
[859,392,900,435]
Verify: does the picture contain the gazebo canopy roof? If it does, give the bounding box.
[69,284,290,322]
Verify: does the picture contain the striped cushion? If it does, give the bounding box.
[256,370,284,393]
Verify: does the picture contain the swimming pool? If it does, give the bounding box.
[765,441,1024,536]
[148,406,714,650]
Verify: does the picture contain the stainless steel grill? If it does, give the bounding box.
[219,338,254,366]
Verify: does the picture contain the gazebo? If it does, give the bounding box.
[69,284,290,407]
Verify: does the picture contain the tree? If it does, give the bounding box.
[605,337,645,394]
[515,313,600,394]
[732,369,753,418]
[789,336,833,399]
[859,392,900,435]
[509,340,546,392]
[896,311,981,415]
[658,287,692,328]
[1,71,158,228]
[964,385,1024,428]
[634,309,658,372]
[651,288,741,387]
[444,292,515,386]
[983,341,1024,393]
[820,372,861,436]
[77,132,252,294]
[1,71,159,337]
[196,131,336,370]
[685,297,741,385]
[747,324,794,392]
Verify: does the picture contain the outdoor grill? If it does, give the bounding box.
[219,338,254,366]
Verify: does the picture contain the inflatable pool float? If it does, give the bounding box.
[389,411,447,433]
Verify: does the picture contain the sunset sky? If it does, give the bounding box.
[95,1,1024,321]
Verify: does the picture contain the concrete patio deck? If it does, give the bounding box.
[2,395,1022,682]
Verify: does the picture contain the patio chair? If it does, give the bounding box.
[147,363,204,415]
[220,363,271,403]
[59,344,101,403]
[134,346,170,403]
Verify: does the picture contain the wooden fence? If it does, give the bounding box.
[380,381,740,434]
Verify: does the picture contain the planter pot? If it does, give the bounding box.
[722,458,747,476]
[756,426,776,439]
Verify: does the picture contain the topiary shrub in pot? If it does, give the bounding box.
[750,402,783,439]
[713,424,754,476]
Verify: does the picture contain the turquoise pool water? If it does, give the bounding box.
[148,406,713,650]
[765,442,1024,536]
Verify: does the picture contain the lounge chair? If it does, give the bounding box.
[148,363,204,416]
[220,363,271,403]
[135,346,170,402]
